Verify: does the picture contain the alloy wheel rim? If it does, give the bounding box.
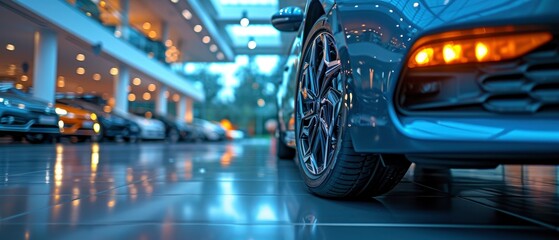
[297,31,343,176]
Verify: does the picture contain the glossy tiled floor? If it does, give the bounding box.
[0,139,557,239]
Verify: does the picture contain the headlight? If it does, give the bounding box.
[0,98,12,107]
[93,123,101,133]
[55,108,68,116]
[90,113,97,121]
[58,120,65,129]
[408,30,552,68]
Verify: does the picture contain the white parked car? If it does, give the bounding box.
[120,112,165,140]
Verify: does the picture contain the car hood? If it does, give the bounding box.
[0,92,54,114]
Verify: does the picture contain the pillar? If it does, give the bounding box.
[32,29,57,105]
[185,97,193,123]
[119,0,130,40]
[176,95,186,123]
[155,85,168,115]
[113,65,129,113]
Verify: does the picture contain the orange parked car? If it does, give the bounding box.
[55,103,101,142]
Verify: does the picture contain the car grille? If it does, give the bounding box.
[0,115,30,125]
[397,34,559,116]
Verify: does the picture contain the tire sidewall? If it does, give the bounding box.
[295,18,348,189]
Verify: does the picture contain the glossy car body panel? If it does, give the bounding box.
[276,0,559,165]
[56,98,140,139]
[0,89,59,135]
[55,103,99,137]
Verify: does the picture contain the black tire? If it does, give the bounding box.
[294,18,410,199]
[276,130,296,160]
[166,129,180,143]
[24,133,52,144]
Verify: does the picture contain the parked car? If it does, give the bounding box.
[272,1,559,198]
[0,83,60,143]
[193,119,226,141]
[132,110,193,143]
[120,112,166,140]
[56,98,140,142]
[55,103,101,142]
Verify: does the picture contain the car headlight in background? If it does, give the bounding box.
[408,30,552,68]
[58,120,65,130]
[90,113,97,121]
[55,107,68,116]
[0,97,13,107]
[93,123,101,133]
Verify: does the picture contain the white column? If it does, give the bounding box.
[176,96,186,123]
[113,65,129,113]
[32,30,57,104]
[155,85,168,115]
[120,0,130,40]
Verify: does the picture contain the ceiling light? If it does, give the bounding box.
[209,44,218,52]
[172,93,180,102]
[202,36,211,44]
[133,77,141,86]
[15,83,23,90]
[142,92,151,101]
[194,25,203,33]
[240,10,249,27]
[142,22,151,30]
[148,84,157,92]
[164,91,170,98]
[93,73,101,81]
[76,54,85,61]
[76,67,85,75]
[182,9,192,20]
[57,76,65,88]
[76,87,84,94]
[217,52,224,60]
[165,40,173,47]
[110,67,119,76]
[6,44,15,51]
[20,75,28,82]
[247,37,257,50]
[128,93,136,102]
[170,0,179,3]
[148,31,157,39]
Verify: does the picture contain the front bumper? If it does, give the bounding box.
[0,108,60,134]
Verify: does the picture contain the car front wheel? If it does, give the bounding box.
[295,18,410,199]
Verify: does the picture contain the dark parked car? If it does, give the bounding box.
[56,98,140,142]
[0,84,60,143]
[132,110,194,143]
[272,0,559,199]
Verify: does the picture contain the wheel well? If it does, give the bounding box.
[303,0,325,44]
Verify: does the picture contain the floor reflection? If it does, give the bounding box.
[0,140,557,239]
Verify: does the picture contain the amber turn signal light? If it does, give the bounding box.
[408,31,552,68]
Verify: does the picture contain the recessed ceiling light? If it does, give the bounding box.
[5,44,15,51]
[148,31,157,39]
[128,93,136,102]
[20,75,28,82]
[170,0,179,3]
[76,54,85,61]
[76,67,85,75]
[172,93,180,102]
[93,73,101,81]
[148,84,157,92]
[202,36,211,44]
[209,44,218,52]
[133,77,141,86]
[182,9,192,20]
[142,22,151,30]
[194,25,203,33]
[142,92,151,101]
[110,67,119,76]
[76,87,84,94]
[15,83,23,89]
[216,52,224,60]
[247,39,257,50]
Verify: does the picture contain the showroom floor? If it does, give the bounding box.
[0,139,557,239]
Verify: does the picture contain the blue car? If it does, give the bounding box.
[272,0,559,198]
